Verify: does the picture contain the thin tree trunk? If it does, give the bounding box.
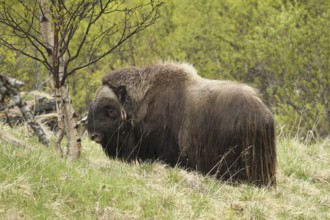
[55,7,81,160]
[39,0,82,160]
[59,85,81,160]
[54,86,81,160]
[54,53,81,159]
[40,0,63,155]
[54,88,65,156]
[39,0,55,92]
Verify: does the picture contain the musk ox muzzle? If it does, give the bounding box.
[87,86,130,148]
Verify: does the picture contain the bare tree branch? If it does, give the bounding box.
[62,0,163,82]
[1,0,164,85]
[0,1,52,70]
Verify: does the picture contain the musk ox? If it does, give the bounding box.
[87,62,276,187]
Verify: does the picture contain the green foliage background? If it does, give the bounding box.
[1,0,329,138]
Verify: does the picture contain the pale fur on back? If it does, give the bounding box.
[102,62,201,105]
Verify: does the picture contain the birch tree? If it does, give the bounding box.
[0,0,164,160]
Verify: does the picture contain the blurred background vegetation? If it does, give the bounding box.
[1,0,329,140]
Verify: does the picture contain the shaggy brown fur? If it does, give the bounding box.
[87,62,276,187]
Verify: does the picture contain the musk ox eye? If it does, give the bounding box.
[106,106,118,119]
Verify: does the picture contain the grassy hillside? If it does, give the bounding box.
[0,123,329,219]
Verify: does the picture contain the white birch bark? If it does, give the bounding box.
[58,85,82,160]
[39,0,81,160]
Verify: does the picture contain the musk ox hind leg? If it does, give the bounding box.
[244,112,276,187]
[221,101,276,187]
[181,93,276,187]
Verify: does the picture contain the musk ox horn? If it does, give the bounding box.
[95,85,118,101]
[87,62,277,187]
[120,108,127,121]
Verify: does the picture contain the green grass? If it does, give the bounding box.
[0,123,329,219]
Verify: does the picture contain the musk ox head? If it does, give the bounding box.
[87,85,131,156]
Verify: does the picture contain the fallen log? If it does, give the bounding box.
[0,75,50,146]
[0,131,28,148]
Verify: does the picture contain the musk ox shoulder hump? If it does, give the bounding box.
[101,62,201,103]
[152,61,201,81]
[155,61,199,76]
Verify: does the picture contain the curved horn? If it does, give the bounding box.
[120,108,127,121]
[95,86,118,101]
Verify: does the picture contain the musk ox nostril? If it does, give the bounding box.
[89,133,102,143]
[90,133,98,140]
